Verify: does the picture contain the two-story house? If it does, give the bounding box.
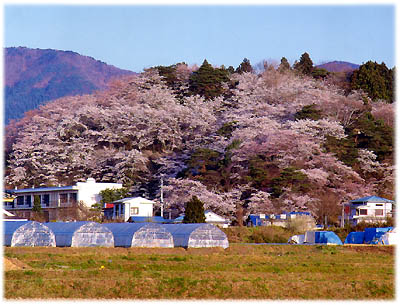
[343,195,394,225]
[4,178,123,221]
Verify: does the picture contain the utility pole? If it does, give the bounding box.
[341,202,344,228]
[160,175,164,218]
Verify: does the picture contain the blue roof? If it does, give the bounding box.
[129,216,172,223]
[350,196,394,203]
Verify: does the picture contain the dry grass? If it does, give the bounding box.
[3,244,394,300]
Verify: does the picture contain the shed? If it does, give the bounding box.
[378,227,397,245]
[304,231,343,245]
[103,223,174,248]
[161,223,229,248]
[288,234,305,244]
[364,227,392,244]
[4,221,56,247]
[344,232,365,244]
[44,221,114,247]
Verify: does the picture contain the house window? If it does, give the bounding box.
[17,196,24,205]
[359,209,368,216]
[375,209,384,216]
[70,193,78,203]
[42,194,50,207]
[130,207,139,215]
[26,196,32,207]
[376,204,383,207]
[60,193,68,204]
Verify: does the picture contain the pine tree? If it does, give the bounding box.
[188,59,230,100]
[183,196,206,223]
[278,57,290,72]
[32,195,42,212]
[236,58,253,74]
[294,52,314,75]
[350,61,394,103]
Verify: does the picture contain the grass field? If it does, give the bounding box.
[3,244,395,300]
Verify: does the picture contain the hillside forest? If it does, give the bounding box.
[4,53,395,225]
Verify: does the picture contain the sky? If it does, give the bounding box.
[3,1,396,72]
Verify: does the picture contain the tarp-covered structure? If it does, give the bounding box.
[103,223,174,247]
[4,221,56,247]
[378,227,397,245]
[161,223,229,248]
[288,234,305,244]
[344,232,365,244]
[304,231,343,245]
[45,221,114,247]
[364,227,392,244]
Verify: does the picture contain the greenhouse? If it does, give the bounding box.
[161,223,229,248]
[4,221,56,247]
[103,223,174,248]
[44,221,114,247]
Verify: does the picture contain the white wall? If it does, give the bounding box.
[76,178,123,208]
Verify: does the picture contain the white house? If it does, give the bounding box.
[109,197,155,222]
[5,178,123,221]
[343,195,394,225]
[204,210,230,228]
[171,210,230,228]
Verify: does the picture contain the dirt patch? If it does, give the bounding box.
[4,257,31,271]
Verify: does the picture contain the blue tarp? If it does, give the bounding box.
[314,231,343,245]
[249,215,262,226]
[364,227,392,244]
[344,232,365,244]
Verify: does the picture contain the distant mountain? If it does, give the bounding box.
[4,47,135,124]
[316,61,359,73]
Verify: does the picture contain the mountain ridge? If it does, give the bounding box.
[316,60,360,72]
[4,46,135,124]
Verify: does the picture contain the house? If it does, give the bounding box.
[247,211,315,230]
[342,196,394,226]
[170,210,230,228]
[105,197,155,222]
[4,178,123,221]
[204,210,230,228]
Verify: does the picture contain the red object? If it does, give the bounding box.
[105,203,114,208]
[344,205,350,214]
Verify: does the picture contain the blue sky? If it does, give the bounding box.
[4,3,395,72]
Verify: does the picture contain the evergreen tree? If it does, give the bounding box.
[350,61,394,103]
[183,196,206,223]
[278,57,291,72]
[188,59,230,100]
[236,58,253,74]
[294,104,322,121]
[32,195,42,212]
[294,52,314,75]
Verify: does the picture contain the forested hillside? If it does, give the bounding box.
[4,47,134,124]
[5,55,394,225]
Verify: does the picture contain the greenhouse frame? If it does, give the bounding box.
[103,223,174,248]
[44,221,114,247]
[161,223,229,248]
[4,221,56,247]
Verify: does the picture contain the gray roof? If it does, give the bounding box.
[12,186,77,193]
